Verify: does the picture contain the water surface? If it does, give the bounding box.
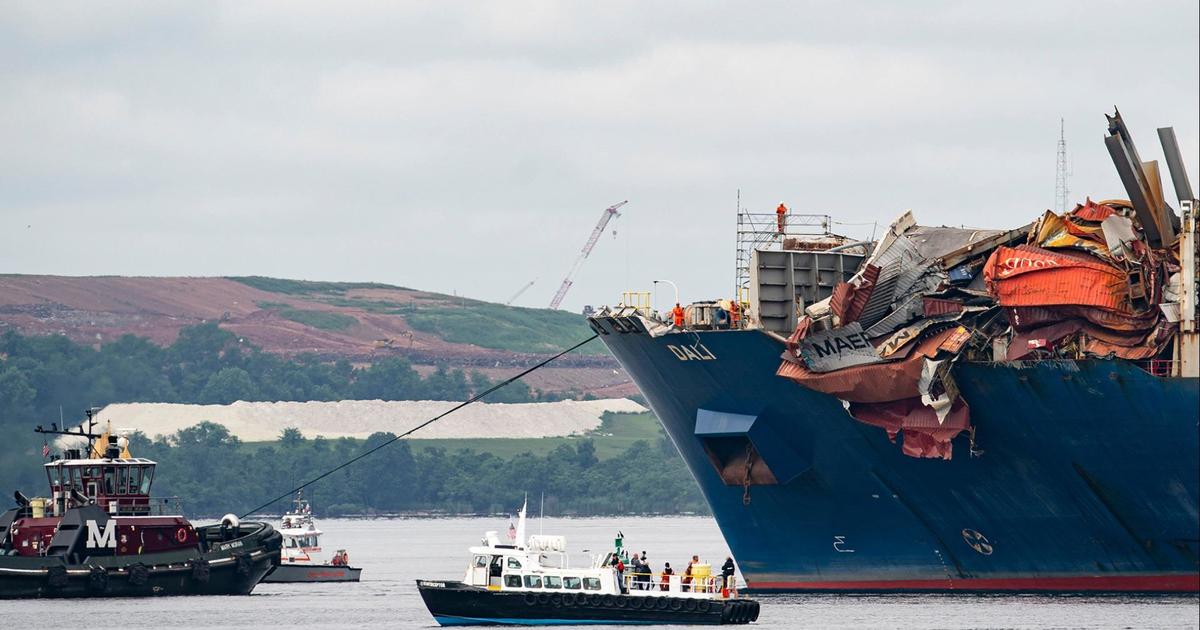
[0,516,1194,629]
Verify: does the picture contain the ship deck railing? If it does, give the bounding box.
[621,573,738,598]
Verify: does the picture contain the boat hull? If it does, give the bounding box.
[0,522,281,599]
[590,317,1200,593]
[261,563,362,583]
[417,580,757,626]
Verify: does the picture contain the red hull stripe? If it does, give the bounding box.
[750,574,1200,592]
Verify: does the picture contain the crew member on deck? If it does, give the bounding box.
[672,303,685,328]
[722,556,736,593]
[660,562,673,591]
[776,203,788,233]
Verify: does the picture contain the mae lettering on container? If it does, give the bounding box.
[799,322,883,372]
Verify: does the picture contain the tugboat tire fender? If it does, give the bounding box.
[669,598,683,611]
[191,558,211,583]
[88,565,108,591]
[684,598,698,612]
[750,600,760,621]
[613,596,628,608]
[586,594,602,606]
[536,592,551,606]
[46,565,69,589]
[601,594,616,608]
[697,599,710,613]
[655,597,669,610]
[549,593,562,606]
[128,562,150,587]
[523,592,537,606]
[627,597,642,610]
[721,602,733,623]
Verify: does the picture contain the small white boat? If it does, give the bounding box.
[260,492,361,583]
[417,501,759,625]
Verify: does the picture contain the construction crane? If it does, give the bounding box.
[506,279,536,306]
[548,200,628,310]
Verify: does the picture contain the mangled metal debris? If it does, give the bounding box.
[777,109,1197,460]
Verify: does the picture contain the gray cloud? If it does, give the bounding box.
[2,1,1197,312]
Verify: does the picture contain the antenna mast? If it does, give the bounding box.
[1055,118,1071,213]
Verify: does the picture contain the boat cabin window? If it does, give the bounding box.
[583,577,601,590]
[506,557,523,569]
[543,575,562,589]
[504,575,522,588]
[490,556,503,578]
[139,465,154,494]
[523,575,542,588]
[473,555,488,568]
[563,577,582,590]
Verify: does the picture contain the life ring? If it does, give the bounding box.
[523,592,537,606]
[175,528,188,544]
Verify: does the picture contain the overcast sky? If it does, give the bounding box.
[2,1,1197,312]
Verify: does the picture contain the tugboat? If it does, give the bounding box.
[260,491,362,583]
[417,504,760,625]
[0,410,282,598]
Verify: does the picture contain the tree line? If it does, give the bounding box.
[128,423,706,517]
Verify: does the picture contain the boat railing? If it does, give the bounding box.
[622,572,738,598]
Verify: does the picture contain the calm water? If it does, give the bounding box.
[0,516,1194,629]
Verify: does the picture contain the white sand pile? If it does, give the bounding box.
[92,398,647,442]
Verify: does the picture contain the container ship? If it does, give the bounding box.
[588,110,1199,592]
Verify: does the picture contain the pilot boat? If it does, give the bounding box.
[260,491,361,583]
[0,410,282,598]
[417,504,760,625]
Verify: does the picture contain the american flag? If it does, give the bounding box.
[507,521,516,541]
[42,441,50,458]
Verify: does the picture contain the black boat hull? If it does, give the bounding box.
[0,522,281,599]
[417,580,759,626]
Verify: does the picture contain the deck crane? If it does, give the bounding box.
[548,200,628,310]
[505,279,537,306]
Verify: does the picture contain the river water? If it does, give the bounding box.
[0,516,1194,629]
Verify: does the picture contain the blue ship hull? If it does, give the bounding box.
[590,317,1200,592]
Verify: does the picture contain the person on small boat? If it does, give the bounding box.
[660,561,674,591]
[722,556,736,592]
[637,559,653,591]
[683,555,699,592]
[615,557,627,594]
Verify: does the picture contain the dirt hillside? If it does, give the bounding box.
[0,275,635,398]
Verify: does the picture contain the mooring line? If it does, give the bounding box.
[239,334,599,518]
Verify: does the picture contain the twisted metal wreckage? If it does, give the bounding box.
[777,109,1198,460]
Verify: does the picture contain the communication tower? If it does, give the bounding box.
[1055,118,1071,213]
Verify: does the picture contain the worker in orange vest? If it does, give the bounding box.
[729,300,741,329]
[671,303,685,328]
[776,203,788,233]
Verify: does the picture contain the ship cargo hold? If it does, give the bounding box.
[588,111,1200,592]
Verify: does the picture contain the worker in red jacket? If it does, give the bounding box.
[776,203,788,233]
[672,303,685,328]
